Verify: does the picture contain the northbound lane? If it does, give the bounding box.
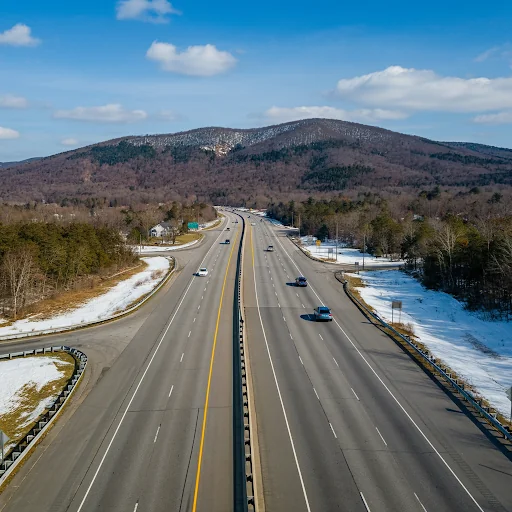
[243,214,512,512]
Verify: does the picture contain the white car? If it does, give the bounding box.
[197,268,208,276]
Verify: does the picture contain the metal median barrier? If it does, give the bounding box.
[0,346,88,486]
[233,214,255,512]
[0,256,176,342]
[338,272,512,443]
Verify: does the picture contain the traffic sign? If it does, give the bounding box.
[315,240,321,246]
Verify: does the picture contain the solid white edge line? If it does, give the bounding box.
[375,427,387,446]
[414,493,428,512]
[313,388,320,400]
[252,231,312,512]
[154,425,161,443]
[351,388,360,401]
[168,385,174,398]
[271,226,485,512]
[360,492,371,511]
[299,355,303,365]
[329,422,337,439]
[75,214,229,512]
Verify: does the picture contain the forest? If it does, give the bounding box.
[0,200,217,320]
[268,190,512,319]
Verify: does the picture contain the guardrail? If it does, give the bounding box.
[338,272,512,443]
[0,346,88,486]
[233,214,255,512]
[0,257,176,342]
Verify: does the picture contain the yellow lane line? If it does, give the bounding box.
[191,227,239,512]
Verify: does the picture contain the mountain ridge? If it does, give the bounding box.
[1,118,511,205]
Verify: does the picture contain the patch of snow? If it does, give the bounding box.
[131,239,199,253]
[0,356,73,441]
[302,238,404,267]
[0,257,170,337]
[354,270,512,418]
[199,219,220,230]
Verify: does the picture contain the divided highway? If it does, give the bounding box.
[1,210,512,512]
[242,214,512,512]
[0,213,240,512]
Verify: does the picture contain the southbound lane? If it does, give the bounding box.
[0,212,240,512]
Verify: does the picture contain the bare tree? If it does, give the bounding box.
[3,249,37,319]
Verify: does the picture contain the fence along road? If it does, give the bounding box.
[242,213,512,512]
[0,212,241,512]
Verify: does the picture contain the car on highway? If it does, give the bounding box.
[225,239,230,244]
[197,268,209,276]
[267,245,274,252]
[251,222,256,226]
[296,276,307,287]
[313,306,333,321]
[227,227,230,230]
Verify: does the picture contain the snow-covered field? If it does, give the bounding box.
[0,355,74,450]
[132,239,200,254]
[0,257,170,337]
[302,238,404,267]
[354,270,512,418]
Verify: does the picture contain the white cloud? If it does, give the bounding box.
[265,106,408,124]
[473,111,512,125]
[146,42,236,76]
[333,65,512,113]
[0,127,20,140]
[157,110,181,121]
[0,24,40,47]
[475,44,512,65]
[61,138,79,146]
[116,0,180,23]
[53,104,148,123]
[0,94,28,108]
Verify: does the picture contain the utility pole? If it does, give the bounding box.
[298,213,301,239]
[291,211,294,229]
[362,231,366,271]
[335,218,339,263]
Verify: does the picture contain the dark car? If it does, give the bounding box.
[296,276,307,287]
[225,239,230,244]
[313,306,333,322]
[227,227,230,231]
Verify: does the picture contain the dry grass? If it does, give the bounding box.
[21,262,147,321]
[0,352,75,451]
[175,231,202,244]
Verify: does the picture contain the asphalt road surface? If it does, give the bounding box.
[242,214,512,512]
[0,212,240,512]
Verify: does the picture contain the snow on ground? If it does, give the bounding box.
[0,356,74,447]
[267,218,298,229]
[199,218,221,230]
[131,239,200,254]
[354,270,512,418]
[301,238,404,267]
[0,257,170,337]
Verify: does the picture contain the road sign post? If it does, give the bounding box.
[354,261,359,274]
[392,300,402,324]
[0,429,9,462]
[506,387,512,426]
[316,239,321,254]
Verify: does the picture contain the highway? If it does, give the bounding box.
[242,214,512,512]
[0,213,240,512]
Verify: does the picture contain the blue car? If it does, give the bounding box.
[313,306,333,322]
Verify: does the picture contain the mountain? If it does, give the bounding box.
[0,157,42,169]
[0,119,510,205]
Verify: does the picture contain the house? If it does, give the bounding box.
[149,222,172,237]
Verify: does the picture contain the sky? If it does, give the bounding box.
[1,0,512,160]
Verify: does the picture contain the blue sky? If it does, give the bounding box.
[1,0,512,160]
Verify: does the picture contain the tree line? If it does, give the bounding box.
[0,222,137,319]
[268,194,512,319]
